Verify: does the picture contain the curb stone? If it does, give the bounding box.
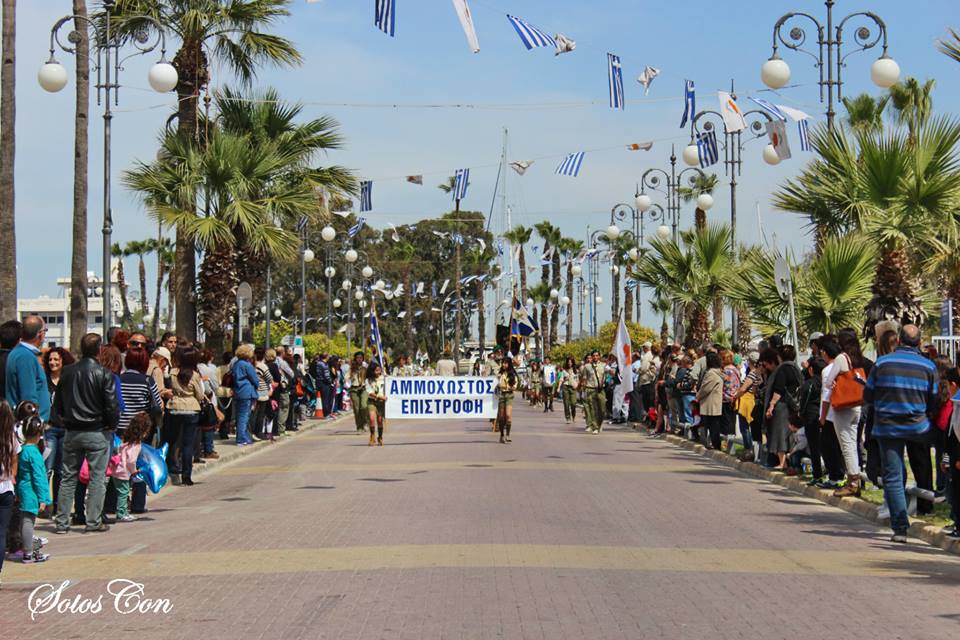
[663,434,960,556]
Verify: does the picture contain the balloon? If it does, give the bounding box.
[136,443,169,494]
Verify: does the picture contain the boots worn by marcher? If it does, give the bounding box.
[833,474,861,498]
[369,433,376,446]
[505,422,512,443]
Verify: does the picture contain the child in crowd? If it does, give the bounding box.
[0,402,21,582]
[15,415,50,563]
[113,413,149,522]
[941,367,960,539]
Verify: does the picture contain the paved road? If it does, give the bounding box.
[3,402,960,639]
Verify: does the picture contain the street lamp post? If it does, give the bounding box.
[40,0,177,337]
[300,228,314,352]
[688,84,771,346]
[761,1,899,132]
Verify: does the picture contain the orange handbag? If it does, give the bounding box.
[831,355,866,410]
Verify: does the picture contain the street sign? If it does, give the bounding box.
[237,282,253,307]
[774,257,791,300]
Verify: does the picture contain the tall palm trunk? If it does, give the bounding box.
[660,315,669,348]
[694,207,706,232]
[198,241,238,354]
[611,266,620,320]
[517,248,528,303]
[153,256,164,338]
[624,286,634,324]
[165,276,174,332]
[687,304,710,347]
[69,0,88,353]
[0,0,16,319]
[864,242,926,339]
[736,305,752,351]
[712,297,724,333]
[476,280,485,354]
[540,242,551,348]
[404,271,413,355]
[549,250,560,349]
[565,263,574,343]
[138,255,148,318]
[115,257,132,324]
[171,40,208,341]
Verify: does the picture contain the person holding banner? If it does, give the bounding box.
[496,358,519,443]
[557,356,579,424]
[348,352,368,433]
[365,362,387,446]
[541,357,556,413]
[580,350,606,434]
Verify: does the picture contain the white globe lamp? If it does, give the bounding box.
[303,249,315,263]
[260,305,266,314]
[571,264,582,277]
[628,247,639,262]
[761,56,791,89]
[635,193,652,212]
[147,61,179,93]
[606,225,621,240]
[560,295,571,306]
[550,288,559,300]
[763,144,781,166]
[345,249,358,263]
[656,225,672,241]
[609,265,619,276]
[361,266,374,279]
[682,144,700,167]
[595,295,603,304]
[359,300,367,309]
[871,56,900,89]
[38,61,69,92]
[324,266,336,279]
[385,291,394,300]
[333,298,342,308]
[526,297,534,307]
[320,225,336,242]
[696,193,714,211]
[354,290,364,301]
[341,279,352,291]
[274,309,282,318]
[374,279,386,290]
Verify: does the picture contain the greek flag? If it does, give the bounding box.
[453,168,469,201]
[511,295,539,337]
[697,130,719,168]
[360,180,372,212]
[748,96,787,121]
[679,79,695,128]
[608,53,624,110]
[369,301,385,370]
[348,217,366,238]
[625,279,638,291]
[495,239,504,256]
[506,14,555,50]
[296,215,308,233]
[375,0,395,37]
[798,119,811,151]
[451,232,465,245]
[555,152,585,177]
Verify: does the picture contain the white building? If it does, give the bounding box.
[17,271,127,348]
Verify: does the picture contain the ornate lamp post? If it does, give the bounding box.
[40,0,176,337]
[761,1,899,131]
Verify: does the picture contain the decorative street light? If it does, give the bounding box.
[361,265,374,279]
[41,0,175,336]
[762,1,898,131]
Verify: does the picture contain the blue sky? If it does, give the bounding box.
[13,0,960,328]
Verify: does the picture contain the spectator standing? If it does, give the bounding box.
[0,402,20,582]
[864,325,937,543]
[720,350,742,452]
[698,352,725,449]
[53,333,119,534]
[0,320,21,397]
[436,350,457,377]
[43,347,75,513]
[823,330,870,498]
[5,316,50,422]
[231,345,259,446]
[165,347,205,486]
[118,348,163,515]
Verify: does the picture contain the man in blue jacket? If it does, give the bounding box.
[5,315,50,421]
[864,324,937,543]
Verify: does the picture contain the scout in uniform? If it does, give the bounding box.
[365,361,387,446]
[580,350,606,434]
[496,358,519,443]
[348,352,368,432]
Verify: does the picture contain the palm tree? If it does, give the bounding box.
[527,282,551,358]
[558,237,583,343]
[68,0,90,355]
[678,173,718,231]
[774,118,960,337]
[938,28,960,64]
[113,0,303,341]
[148,235,173,338]
[888,77,935,139]
[111,243,132,325]
[649,293,672,347]
[534,221,562,350]
[0,0,15,319]
[503,225,532,302]
[125,240,152,319]
[842,93,889,133]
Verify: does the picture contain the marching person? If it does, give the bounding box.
[580,350,606,434]
[496,358,519,443]
[365,361,387,446]
[527,360,542,407]
[557,356,579,424]
[484,347,502,432]
[349,352,368,433]
[541,356,556,413]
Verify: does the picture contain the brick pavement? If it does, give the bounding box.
[2,402,960,639]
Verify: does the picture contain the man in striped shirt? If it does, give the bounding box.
[864,324,937,543]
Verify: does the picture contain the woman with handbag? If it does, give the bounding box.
[165,347,205,487]
[822,333,868,497]
[117,348,163,514]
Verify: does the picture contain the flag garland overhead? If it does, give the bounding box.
[697,130,719,168]
[679,80,695,128]
[607,53,624,110]
[555,152,585,177]
[375,0,396,37]
[451,0,480,53]
[506,14,556,50]
[637,66,660,95]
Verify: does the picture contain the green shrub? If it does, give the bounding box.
[549,321,658,362]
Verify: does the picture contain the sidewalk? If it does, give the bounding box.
[663,433,960,556]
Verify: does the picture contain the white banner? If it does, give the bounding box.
[385,376,497,419]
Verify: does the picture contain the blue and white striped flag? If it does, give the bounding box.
[296,215,308,233]
[506,14,555,50]
[359,180,372,212]
[451,232,465,245]
[607,53,624,110]
[625,279,638,291]
[679,79,695,128]
[348,217,366,238]
[748,96,787,121]
[697,130,719,168]
[496,239,504,256]
[369,300,385,370]
[453,168,469,201]
[798,119,811,152]
[555,152,585,177]
[375,0,395,37]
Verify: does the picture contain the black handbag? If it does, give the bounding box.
[199,401,219,429]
